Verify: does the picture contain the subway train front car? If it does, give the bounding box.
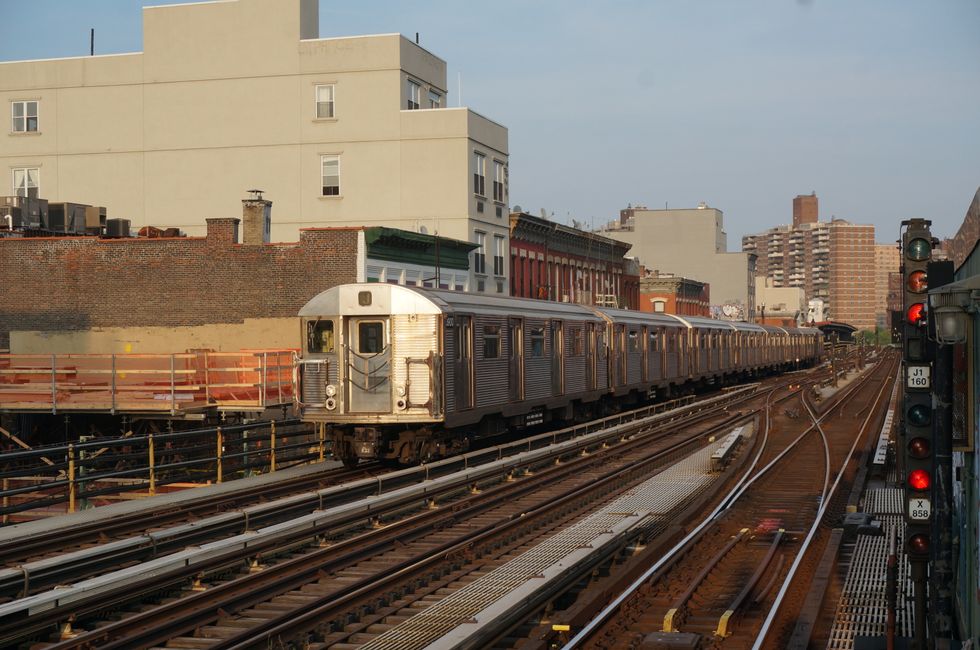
[297,283,450,466]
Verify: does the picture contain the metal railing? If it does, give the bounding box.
[0,350,296,414]
[0,420,326,522]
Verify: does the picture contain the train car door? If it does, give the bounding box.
[454,315,473,410]
[551,320,564,395]
[585,321,596,390]
[615,324,627,386]
[508,317,524,402]
[347,317,391,413]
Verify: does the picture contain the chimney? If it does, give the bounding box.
[242,190,272,245]
[206,217,240,245]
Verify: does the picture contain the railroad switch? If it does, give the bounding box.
[469,483,481,494]
[426,497,438,509]
[58,616,78,640]
[189,573,207,591]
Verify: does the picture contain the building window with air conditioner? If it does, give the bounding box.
[320,155,340,196]
[315,84,335,119]
[11,100,38,133]
[428,89,442,108]
[12,167,39,197]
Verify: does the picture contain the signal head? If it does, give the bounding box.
[907,403,931,427]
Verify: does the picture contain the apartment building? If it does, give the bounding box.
[601,204,756,320]
[742,195,876,330]
[874,243,900,330]
[0,0,510,293]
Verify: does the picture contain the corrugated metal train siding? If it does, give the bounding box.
[392,314,438,412]
[444,319,455,414]
[473,314,509,409]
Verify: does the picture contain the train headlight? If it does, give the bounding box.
[396,383,407,397]
[396,398,408,410]
[325,384,337,397]
[325,397,337,410]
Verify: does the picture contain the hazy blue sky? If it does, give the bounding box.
[1,0,977,244]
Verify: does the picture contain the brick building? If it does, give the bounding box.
[742,194,876,330]
[0,211,475,352]
[638,270,709,316]
[509,212,639,309]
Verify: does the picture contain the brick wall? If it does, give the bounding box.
[0,219,359,349]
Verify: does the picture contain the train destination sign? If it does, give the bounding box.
[906,365,930,389]
[908,497,931,521]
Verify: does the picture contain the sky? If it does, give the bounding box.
[0,0,978,245]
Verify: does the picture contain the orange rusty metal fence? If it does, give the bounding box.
[0,350,296,414]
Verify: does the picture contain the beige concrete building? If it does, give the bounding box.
[600,205,756,321]
[874,243,900,330]
[0,0,510,293]
[754,277,806,326]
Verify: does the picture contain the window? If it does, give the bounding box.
[484,325,500,358]
[628,330,639,353]
[649,331,660,353]
[571,328,584,356]
[315,85,335,118]
[12,167,38,198]
[11,101,38,133]
[358,321,384,354]
[493,235,505,277]
[473,152,486,196]
[407,79,421,110]
[428,90,442,108]
[652,299,666,313]
[530,327,545,357]
[493,160,505,202]
[321,155,340,196]
[308,319,335,353]
[474,231,486,275]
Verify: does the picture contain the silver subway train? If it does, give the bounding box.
[296,283,823,465]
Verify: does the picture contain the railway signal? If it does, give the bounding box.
[900,219,934,563]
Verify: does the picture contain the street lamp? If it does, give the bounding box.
[929,275,980,345]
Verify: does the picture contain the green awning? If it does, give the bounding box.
[364,226,478,271]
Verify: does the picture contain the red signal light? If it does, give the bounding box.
[907,303,927,326]
[908,532,930,555]
[907,270,927,293]
[908,469,931,491]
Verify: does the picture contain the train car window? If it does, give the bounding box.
[530,327,545,357]
[597,331,607,358]
[649,331,659,353]
[628,330,639,353]
[484,325,501,359]
[571,327,584,356]
[308,319,334,353]
[358,321,384,354]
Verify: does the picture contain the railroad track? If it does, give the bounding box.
[549,349,897,649]
[5,380,787,649]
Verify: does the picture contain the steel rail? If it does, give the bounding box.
[0,388,758,646]
[749,357,899,649]
[562,355,891,648]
